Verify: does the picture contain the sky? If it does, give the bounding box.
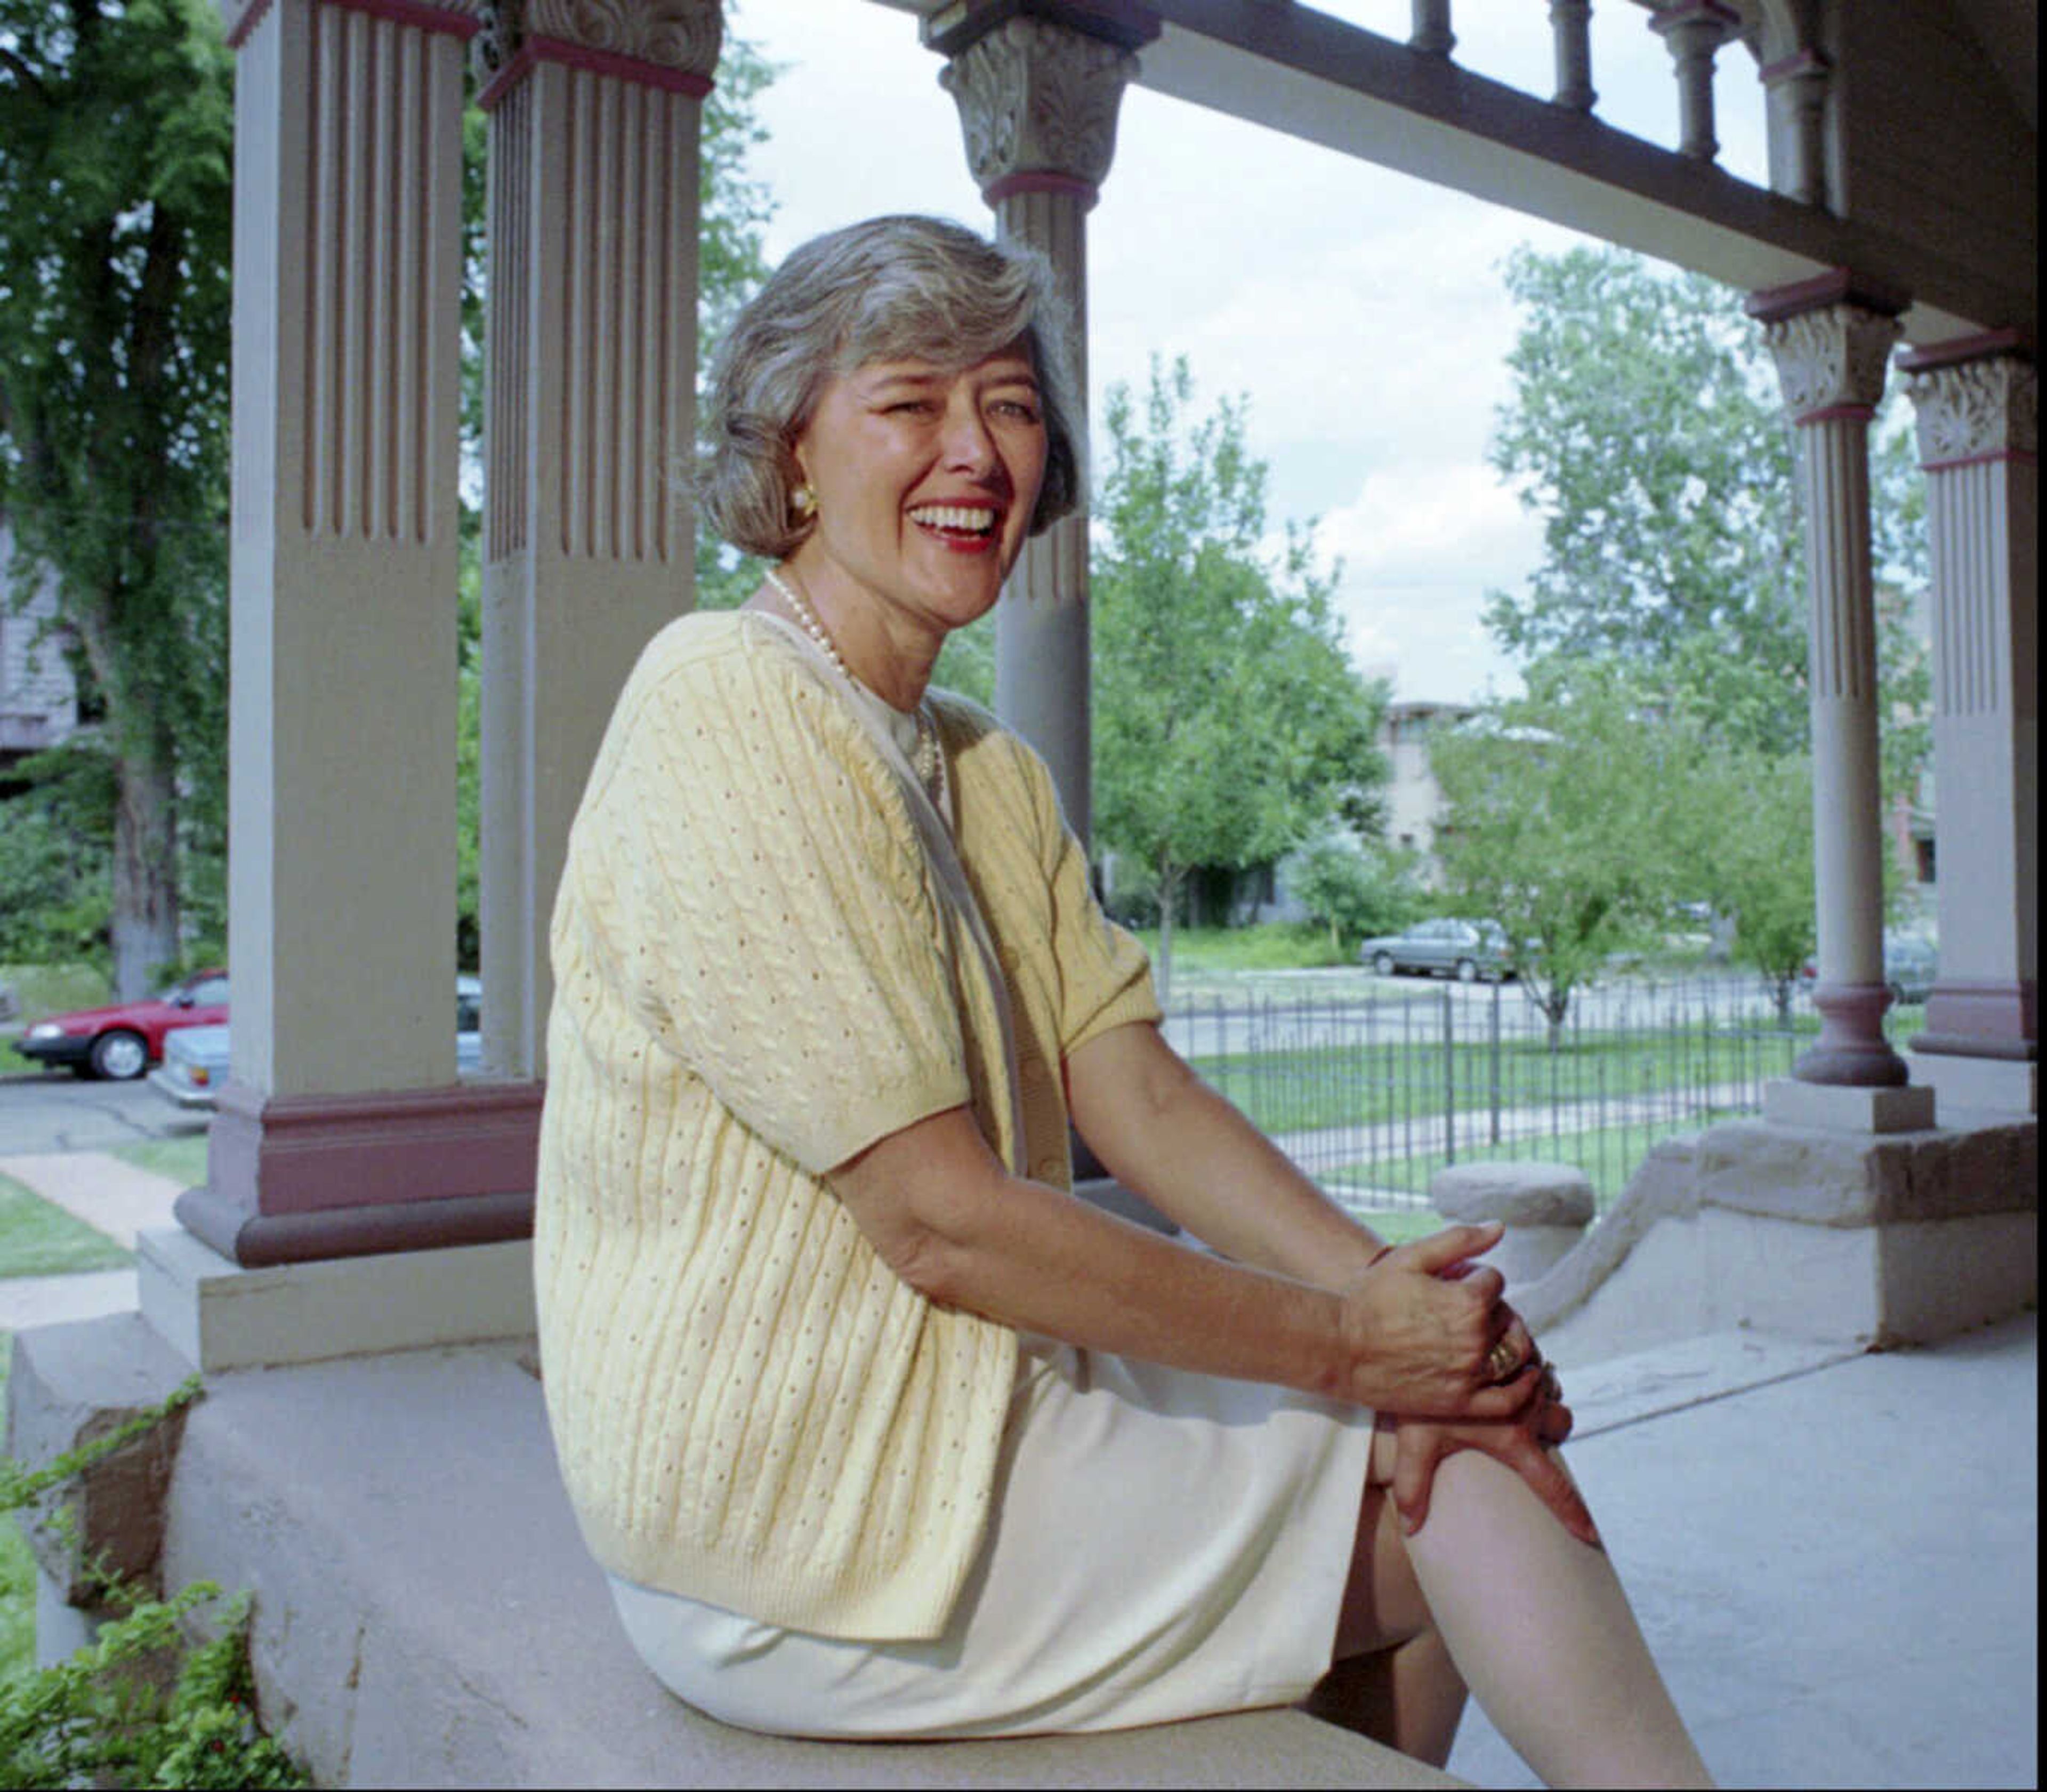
[734,0,1773,705]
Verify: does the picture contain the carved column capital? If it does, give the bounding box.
[939,14,1140,204]
[1759,302,1900,421]
[1905,355,2038,467]
[474,0,721,90]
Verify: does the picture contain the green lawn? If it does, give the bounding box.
[1,1336,35,1685]
[0,963,112,1024]
[0,1175,132,1281]
[1335,1205,1454,1248]
[1323,1112,1747,1210]
[1131,923,1351,972]
[110,1135,209,1188]
[1190,1018,1817,1139]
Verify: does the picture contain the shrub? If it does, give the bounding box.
[0,1379,307,1789]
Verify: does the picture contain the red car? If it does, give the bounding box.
[12,970,229,1081]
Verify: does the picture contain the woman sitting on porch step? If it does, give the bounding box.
[533,214,1713,1789]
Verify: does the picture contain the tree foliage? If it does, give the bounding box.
[1285,828,1424,955]
[1685,742,1815,1021]
[1091,357,1388,998]
[0,0,233,994]
[690,30,780,613]
[1429,665,1683,1041]
[1487,244,1930,773]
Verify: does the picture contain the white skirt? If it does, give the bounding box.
[608,1332,1376,1738]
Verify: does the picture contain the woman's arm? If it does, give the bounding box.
[1060,1020,1593,1544]
[1063,1019,1390,1284]
[829,1105,1538,1424]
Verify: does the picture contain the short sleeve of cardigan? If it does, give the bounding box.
[1017,741,1162,1057]
[570,629,972,1175]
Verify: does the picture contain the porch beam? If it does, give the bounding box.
[1118,0,2028,344]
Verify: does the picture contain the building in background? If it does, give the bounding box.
[1379,698,1476,884]
[0,519,80,782]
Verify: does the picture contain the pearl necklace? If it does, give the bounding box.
[763,566,945,808]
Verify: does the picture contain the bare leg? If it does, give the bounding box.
[1304,1462,1468,1765]
[1302,1628,1466,1767]
[1399,1447,1714,1789]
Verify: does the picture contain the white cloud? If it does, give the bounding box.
[1315,463,1541,704]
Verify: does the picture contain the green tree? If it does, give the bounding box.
[0,0,233,995]
[1092,357,1388,999]
[1430,664,1681,1043]
[1487,244,1930,774]
[1686,743,1815,1024]
[1286,828,1424,957]
[690,30,779,613]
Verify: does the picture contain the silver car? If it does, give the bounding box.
[149,977,485,1111]
[1358,918,1515,982]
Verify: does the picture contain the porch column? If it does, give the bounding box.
[1749,272,1934,1129]
[475,1,719,1078]
[929,2,1155,849]
[183,0,549,1266]
[1899,333,2037,1115]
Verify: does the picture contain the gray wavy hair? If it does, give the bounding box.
[695,215,1084,560]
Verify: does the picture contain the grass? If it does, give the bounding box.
[0,963,111,1025]
[1188,1016,1820,1139]
[1131,923,1351,973]
[1,1335,32,1686]
[109,1136,209,1188]
[1323,1112,1745,1209]
[0,1174,132,1281]
[1336,1206,1454,1247]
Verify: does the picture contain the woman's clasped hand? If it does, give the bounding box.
[1340,1222,1598,1550]
[1337,1222,1544,1418]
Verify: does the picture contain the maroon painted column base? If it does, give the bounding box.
[173,1079,545,1268]
[1911,979,2038,1063]
[1795,982,1911,1087]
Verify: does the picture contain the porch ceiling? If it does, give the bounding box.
[877,0,2036,343]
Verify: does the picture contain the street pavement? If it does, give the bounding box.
[0,1064,202,1156]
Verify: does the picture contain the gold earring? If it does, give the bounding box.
[792,484,817,520]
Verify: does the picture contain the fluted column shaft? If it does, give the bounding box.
[476,2,719,1079]
[1752,279,1909,1089]
[1900,335,2038,1113]
[219,0,471,1101]
[938,7,1149,849]
[992,182,1094,843]
[187,0,559,1267]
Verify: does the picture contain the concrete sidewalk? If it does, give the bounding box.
[1447,1308,2038,1789]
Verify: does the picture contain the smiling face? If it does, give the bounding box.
[783,345,1050,676]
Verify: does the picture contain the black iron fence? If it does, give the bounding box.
[1160,975,1823,1218]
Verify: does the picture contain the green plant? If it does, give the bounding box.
[0,1376,307,1789]
[0,1174,134,1281]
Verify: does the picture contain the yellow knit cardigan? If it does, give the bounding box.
[535,610,1159,1641]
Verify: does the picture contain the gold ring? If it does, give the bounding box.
[1485,1336,1520,1382]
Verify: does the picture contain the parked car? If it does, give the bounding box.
[1796,933,1939,1006]
[148,977,484,1111]
[12,969,230,1081]
[1357,919,1516,982]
